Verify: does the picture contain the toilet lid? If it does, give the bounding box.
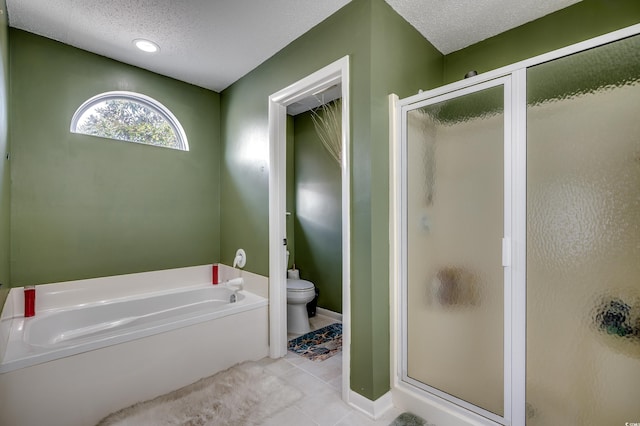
[287,279,314,291]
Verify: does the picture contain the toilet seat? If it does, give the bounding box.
[287,279,314,292]
[286,279,315,304]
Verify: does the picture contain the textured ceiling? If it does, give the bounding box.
[6,0,582,92]
[6,0,351,91]
[385,0,582,54]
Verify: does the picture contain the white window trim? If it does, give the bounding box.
[70,91,189,151]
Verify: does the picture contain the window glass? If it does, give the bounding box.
[71,92,188,151]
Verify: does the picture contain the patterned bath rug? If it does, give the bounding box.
[96,361,302,426]
[288,322,342,362]
[389,412,430,426]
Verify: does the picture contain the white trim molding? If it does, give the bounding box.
[267,56,351,403]
[316,307,343,322]
[349,390,394,420]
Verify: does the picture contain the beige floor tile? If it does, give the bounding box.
[327,374,342,392]
[374,407,404,424]
[309,314,339,330]
[295,386,353,426]
[282,366,333,396]
[261,405,318,426]
[335,411,378,426]
[297,354,342,383]
[284,351,308,366]
[263,357,296,377]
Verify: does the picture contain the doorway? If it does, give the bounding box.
[268,56,351,401]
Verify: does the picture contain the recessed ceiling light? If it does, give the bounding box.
[133,38,160,53]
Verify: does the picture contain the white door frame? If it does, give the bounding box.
[268,56,351,400]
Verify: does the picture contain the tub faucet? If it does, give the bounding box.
[221,277,243,292]
[221,277,243,303]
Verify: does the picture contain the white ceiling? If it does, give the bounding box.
[385,0,582,55]
[6,0,582,92]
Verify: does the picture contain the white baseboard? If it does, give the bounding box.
[348,390,393,420]
[316,307,342,321]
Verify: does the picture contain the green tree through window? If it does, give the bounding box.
[71,92,188,151]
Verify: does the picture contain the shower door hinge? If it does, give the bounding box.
[502,237,511,267]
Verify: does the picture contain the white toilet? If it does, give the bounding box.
[286,277,316,335]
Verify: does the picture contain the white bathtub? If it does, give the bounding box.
[2,284,265,373]
[0,265,270,426]
[28,286,242,347]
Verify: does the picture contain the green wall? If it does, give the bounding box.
[444,0,640,83]
[292,108,342,314]
[9,30,221,285]
[0,0,9,308]
[366,1,444,398]
[220,0,443,400]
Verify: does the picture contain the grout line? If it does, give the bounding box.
[333,409,354,426]
[285,354,343,393]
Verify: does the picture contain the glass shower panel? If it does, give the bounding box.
[405,85,504,417]
[527,35,640,425]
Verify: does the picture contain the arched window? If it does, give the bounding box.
[70,91,189,151]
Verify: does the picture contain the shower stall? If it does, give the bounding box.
[392,27,640,426]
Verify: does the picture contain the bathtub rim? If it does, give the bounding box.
[0,286,267,374]
[24,284,241,348]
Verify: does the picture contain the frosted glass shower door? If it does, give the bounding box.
[402,80,509,422]
[526,34,640,426]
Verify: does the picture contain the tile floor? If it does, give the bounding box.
[259,314,403,426]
